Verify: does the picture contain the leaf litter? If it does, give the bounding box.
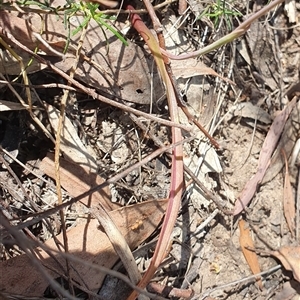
[238,219,263,290]
[0,0,300,299]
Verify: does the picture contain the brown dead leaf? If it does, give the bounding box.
[238,219,263,289]
[0,11,41,53]
[0,199,168,296]
[270,246,300,282]
[39,152,116,211]
[0,4,164,104]
[172,59,235,84]
[282,150,296,237]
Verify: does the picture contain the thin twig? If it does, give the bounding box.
[184,165,231,214]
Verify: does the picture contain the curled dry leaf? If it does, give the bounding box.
[238,219,263,289]
[282,150,296,237]
[270,246,300,282]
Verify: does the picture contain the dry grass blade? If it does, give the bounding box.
[238,219,263,290]
[90,206,142,288]
[52,25,87,294]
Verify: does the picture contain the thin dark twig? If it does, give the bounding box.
[184,164,232,214]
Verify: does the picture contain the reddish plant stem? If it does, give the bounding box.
[139,0,220,148]
[127,5,184,299]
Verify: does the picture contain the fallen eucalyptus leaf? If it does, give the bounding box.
[232,102,272,125]
[234,97,298,215]
[0,198,167,296]
[271,246,300,282]
[172,58,234,84]
[39,153,116,211]
[282,150,296,237]
[239,219,263,289]
[0,3,164,104]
